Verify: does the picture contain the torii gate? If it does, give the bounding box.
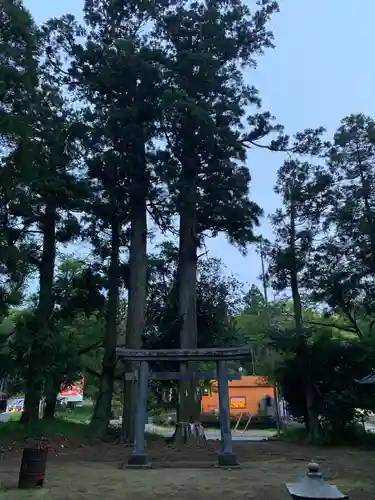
[116,346,252,468]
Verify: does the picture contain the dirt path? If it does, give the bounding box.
[143,423,275,440]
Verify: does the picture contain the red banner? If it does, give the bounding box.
[60,377,84,398]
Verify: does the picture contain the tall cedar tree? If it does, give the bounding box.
[308,115,375,333]
[43,0,169,438]
[156,0,278,421]
[16,84,86,424]
[1,2,87,423]
[266,157,329,441]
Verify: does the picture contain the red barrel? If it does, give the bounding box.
[18,447,48,488]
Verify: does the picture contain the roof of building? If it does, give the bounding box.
[211,375,271,388]
[357,372,375,384]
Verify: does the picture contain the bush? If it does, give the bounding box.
[278,336,375,435]
[56,404,93,424]
[283,422,375,447]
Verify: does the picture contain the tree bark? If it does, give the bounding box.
[91,214,120,438]
[21,203,56,425]
[172,422,206,446]
[177,174,200,424]
[305,380,320,442]
[43,376,61,420]
[121,153,148,442]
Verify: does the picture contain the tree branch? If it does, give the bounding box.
[304,319,359,336]
[341,308,363,337]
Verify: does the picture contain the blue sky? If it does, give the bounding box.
[24,0,375,289]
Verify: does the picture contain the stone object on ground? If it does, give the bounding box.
[286,462,348,500]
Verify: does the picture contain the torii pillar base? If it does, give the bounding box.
[218,452,238,467]
[127,453,151,468]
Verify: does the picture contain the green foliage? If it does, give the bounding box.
[145,242,242,352]
[157,0,281,248]
[304,115,375,334]
[0,0,40,319]
[0,257,104,400]
[53,255,106,320]
[0,0,39,141]
[277,335,375,429]
[256,114,375,439]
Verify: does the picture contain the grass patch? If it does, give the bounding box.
[56,404,93,424]
[282,424,375,447]
[0,418,91,446]
[4,412,22,423]
[1,447,374,500]
[281,426,308,442]
[145,431,167,442]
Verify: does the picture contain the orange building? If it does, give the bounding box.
[201,375,274,416]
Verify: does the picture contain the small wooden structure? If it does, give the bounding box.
[116,346,252,467]
[201,375,274,416]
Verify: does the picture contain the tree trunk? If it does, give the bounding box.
[91,214,120,438]
[121,157,148,442]
[177,175,201,425]
[43,376,61,420]
[305,379,320,442]
[289,198,303,332]
[289,196,320,442]
[172,422,206,446]
[21,203,56,425]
